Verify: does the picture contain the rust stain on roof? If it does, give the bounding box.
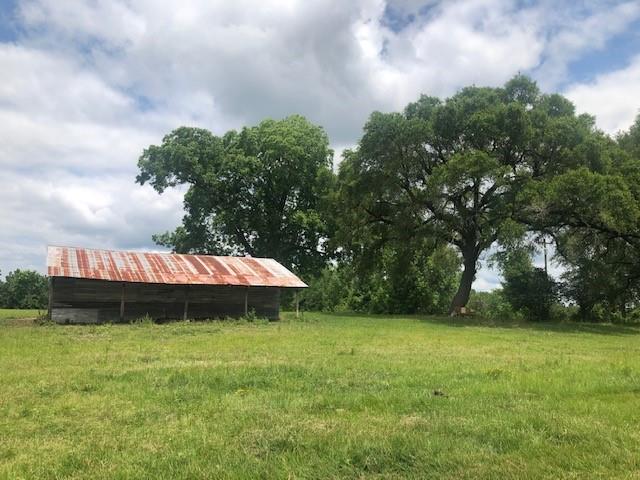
[47,246,307,288]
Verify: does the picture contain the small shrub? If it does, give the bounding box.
[301,245,460,315]
[467,290,523,322]
[222,311,270,324]
[627,308,640,324]
[503,267,558,321]
[548,303,577,322]
[242,310,260,322]
[34,312,53,326]
[132,314,154,325]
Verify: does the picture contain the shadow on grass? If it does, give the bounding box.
[311,311,640,336]
[0,318,34,327]
[418,315,640,336]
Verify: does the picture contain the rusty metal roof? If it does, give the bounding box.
[47,246,307,288]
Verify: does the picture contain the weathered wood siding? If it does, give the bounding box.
[50,277,281,324]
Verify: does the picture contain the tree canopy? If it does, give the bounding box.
[302,240,460,315]
[336,76,599,313]
[0,270,48,309]
[533,115,640,320]
[137,79,640,321]
[137,115,335,277]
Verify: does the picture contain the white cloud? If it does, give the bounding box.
[12,0,597,144]
[18,0,146,48]
[0,44,132,122]
[474,265,501,292]
[0,170,184,273]
[565,55,640,134]
[389,0,544,102]
[0,42,192,274]
[0,43,231,171]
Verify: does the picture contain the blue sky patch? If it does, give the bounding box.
[0,0,20,42]
[566,18,640,85]
[381,3,416,33]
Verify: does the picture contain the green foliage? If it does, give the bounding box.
[503,268,558,321]
[467,290,522,322]
[130,79,640,319]
[137,115,335,277]
[530,119,640,321]
[238,310,268,324]
[617,114,640,159]
[560,243,640,322]
[303,245,460,314]
[492,246,558,321]
[301,265,353,312]
[132,314,154,325]
[336,75,600,313]
[0,270,48,309]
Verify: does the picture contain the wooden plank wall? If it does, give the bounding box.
[51,277,281,324]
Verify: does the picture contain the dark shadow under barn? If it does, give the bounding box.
[50,278,282,323]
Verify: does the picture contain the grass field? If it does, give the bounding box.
[1,312,639,479]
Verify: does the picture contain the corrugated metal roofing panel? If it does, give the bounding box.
[47,246,307,288]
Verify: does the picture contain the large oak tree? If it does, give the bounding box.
[337,76,599,314]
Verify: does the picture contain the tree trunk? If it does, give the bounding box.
[449,249,478,315]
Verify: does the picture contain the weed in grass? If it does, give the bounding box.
[132,314,154,325]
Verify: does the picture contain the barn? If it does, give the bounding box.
[47,246,307,324]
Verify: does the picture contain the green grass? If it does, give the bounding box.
[1,312,639,479]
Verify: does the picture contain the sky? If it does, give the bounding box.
[1,0,640,290]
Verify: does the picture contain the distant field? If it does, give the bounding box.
[1,312,639,479]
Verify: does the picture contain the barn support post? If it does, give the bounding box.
[183,286,190,321]
[244,287,249,316]
[295,289,299,319]
[119,283,125,322]
[48,277,53,321]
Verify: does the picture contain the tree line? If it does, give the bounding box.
[138,76,640,322]
[0,270,48,309]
